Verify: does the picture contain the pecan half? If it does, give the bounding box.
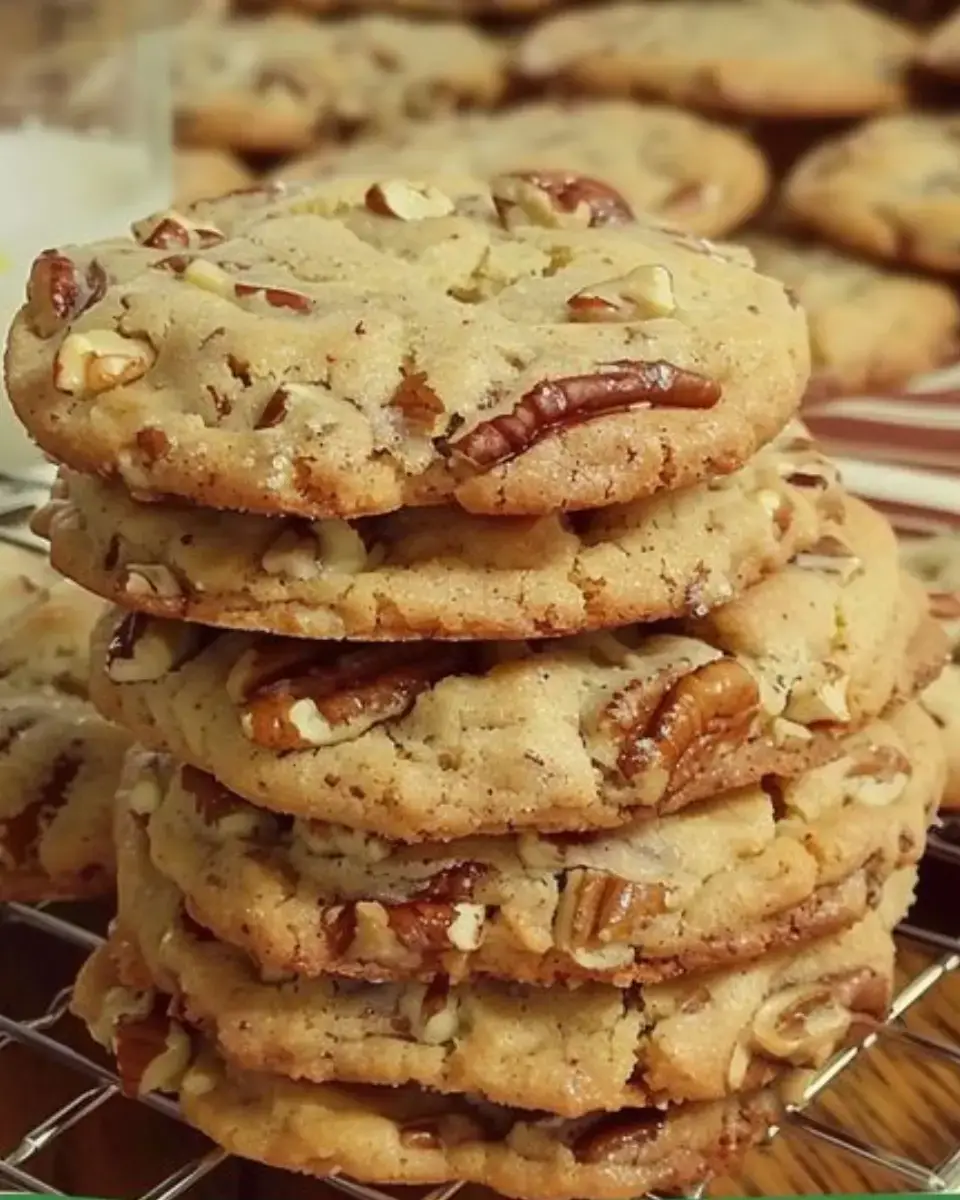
[232,642,472,752]
[26,252,106,338]
[449,362,721,471]
[554,868,667,950]
[572,1110,668,1164]
[492,171,634,229]
[617,658,760,785]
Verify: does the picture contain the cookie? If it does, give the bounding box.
[0,693,130,901]
[7,176,809,520]
[88,498,945,840]
[111,799,897,1114]
[740,232,960,394]
[515,1,916,119]
[282,102,769,240]
[70,961,782,1200]
[0,578,129,901]
[38,425,836,641]
[784,115,960,274]
[175,149,254,207]
[125,700,939,987]
[900,531,960,808]
[920,8,960,76]
[174,14,503,156]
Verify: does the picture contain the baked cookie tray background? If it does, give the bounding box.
[2,362,960,1200]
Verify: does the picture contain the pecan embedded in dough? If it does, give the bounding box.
[449,361,721,471]
[554,867,667,950]
[26,252,107,339]
[493,170,635,229]
[233,642,472,752]
[572,1110,668,1164]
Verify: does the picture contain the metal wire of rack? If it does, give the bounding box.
[1,496,960,1199]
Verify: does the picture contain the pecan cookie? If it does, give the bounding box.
[72,949,781,1200]
[784,115,960,274]
[111,799,897,1114]
[281,102,769,240]
[515,0,916,119]
[6,176,809,520]
[175,149,254,207]
[740,232,960,394]
[174,14,503,156]
[39,425,837,640]
[901,532,960,808]
[126,701,940,987]
[0,578,130,901]
[87,497,945,840]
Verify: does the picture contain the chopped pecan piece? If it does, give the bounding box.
[751,980,853,1066]
[413,861,488,903]
[365,181,454,221]
[930,590,960,621]
[390,366,445,430]
[113,1001,192,1096]
[106,613,214,682]
[234,282,313,313]
[0,752,82,864]
[25,251,107,338]
[492,171,634,229]
[133,210,225,250]
[449,362,721,471]
[617,658,760,785]
[572,1110,668,1164]
[180,766,264,838]
[54,329,155,396]
[232,642,472,752]
[554,868,667,949]
[321,905,358,959]
[387,901,484,953]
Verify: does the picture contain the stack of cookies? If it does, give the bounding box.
[6,173,948,1197]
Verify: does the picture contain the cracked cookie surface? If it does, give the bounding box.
[784,115,960,273]
[174,14,503,155]
[72,943,782,1200]
[741,232,960,393]
[281,102,769,239]
[87,497,945,839]
[40,425,834,640]
[515,0,916,119]
[7,176,808,519]
[111,792,898,1113]
[123,703,940,986]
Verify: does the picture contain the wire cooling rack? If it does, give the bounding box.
[1,504,960,1199]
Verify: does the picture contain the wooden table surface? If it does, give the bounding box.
[1,538,958,1200]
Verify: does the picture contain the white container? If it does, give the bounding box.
[0,0,173,480]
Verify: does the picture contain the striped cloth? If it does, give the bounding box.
[804,362,960,536]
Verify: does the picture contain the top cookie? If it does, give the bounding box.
[174,14,504,155]
[282,102,770,240]
[515,0,917,119]
[783,115,960,274]
[6,176,808,519]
